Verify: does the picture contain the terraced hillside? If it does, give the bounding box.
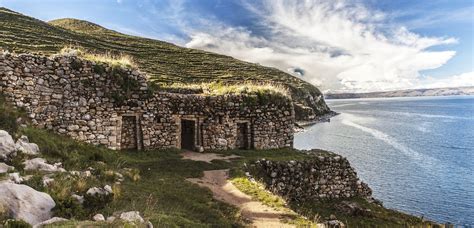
[0,7,330,120]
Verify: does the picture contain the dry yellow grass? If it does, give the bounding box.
[57,46,135,68]
[163,81,290,97]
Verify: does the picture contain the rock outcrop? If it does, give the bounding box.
[0,130,15,159]
[0,182,55,225]
[15,135,39,155]
[23,158,65,173]
[0,162,14,173]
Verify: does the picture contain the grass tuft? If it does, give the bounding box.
[57,46,135,68]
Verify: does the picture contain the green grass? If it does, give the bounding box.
[0,7,330,119]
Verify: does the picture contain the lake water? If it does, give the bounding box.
[294,96,474,226]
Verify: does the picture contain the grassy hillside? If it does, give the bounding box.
[0,7,330,119]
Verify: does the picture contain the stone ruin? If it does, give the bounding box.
[0,52,295,151]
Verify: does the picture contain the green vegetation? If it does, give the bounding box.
[232,177,287,209]
[0,95,27,134]
[0,7,330,118]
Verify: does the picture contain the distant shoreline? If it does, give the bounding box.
[325,86,474,99]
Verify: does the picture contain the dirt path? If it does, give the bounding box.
[187,169,296,228]
[183,150,297,227]
[181,151,240,163]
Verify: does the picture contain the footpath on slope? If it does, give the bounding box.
[183,152,297,228]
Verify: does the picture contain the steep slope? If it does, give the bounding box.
[0,7,330,120]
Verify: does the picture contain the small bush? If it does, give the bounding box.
[22,174,45,192]
[83,192,114,213]
[52,196,87,219]
[0,95,27,134]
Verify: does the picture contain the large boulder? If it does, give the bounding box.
[0,130,16,160]
[15,135,40,155]
[23,158,66,172]
[0,181,56,225]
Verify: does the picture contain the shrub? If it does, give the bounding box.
[52,196,87,219]
[83,192,114,213]
[0,95,27,134]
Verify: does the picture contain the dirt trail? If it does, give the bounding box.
[187,169,296,228]
[183,152,296,227]
[181,151,240,163]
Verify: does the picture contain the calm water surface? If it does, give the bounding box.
[295,96,474,226]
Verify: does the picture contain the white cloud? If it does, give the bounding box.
[418,72,474,89]
[184,0,461,92]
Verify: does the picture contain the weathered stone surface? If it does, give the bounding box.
[8,172,23,183]
[0,162,14,173]
[86,185,112,196]
[23,158,66,172]
[0,182,56,225]
[0,130,16,159]
[119,211,145,223]
[93,214,105,221]
[15,135,40,155]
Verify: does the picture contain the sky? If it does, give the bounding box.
[1,0,473,93]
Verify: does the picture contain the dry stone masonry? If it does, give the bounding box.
[0,52,294,151]
[246,150,372,201]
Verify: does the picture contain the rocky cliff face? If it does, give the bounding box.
[246,151,372,202]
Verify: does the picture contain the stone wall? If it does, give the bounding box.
[246,151,372,202]
[0,52,294,151]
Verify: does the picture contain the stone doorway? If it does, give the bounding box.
[236,122,249,149]
[121,116,139,150]
[181,119,195,150]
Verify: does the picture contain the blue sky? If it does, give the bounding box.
[1,0,472,92]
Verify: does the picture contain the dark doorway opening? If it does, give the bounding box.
[181,119,195,150]
[236,122,249,149]
[121,116,138,150]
